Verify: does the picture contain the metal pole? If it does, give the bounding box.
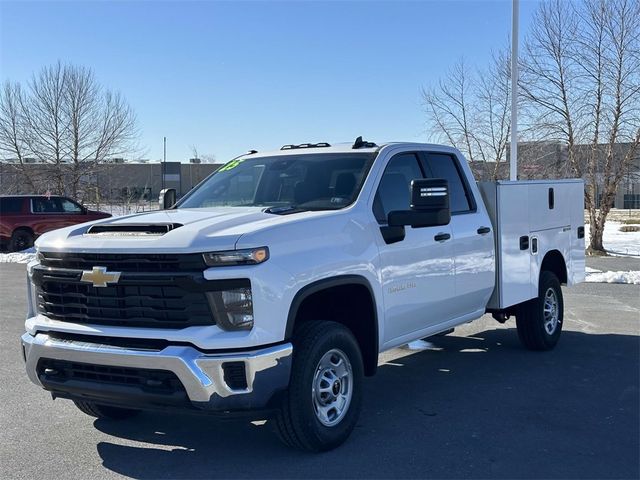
[162,136,166,190]
[510,0,519,181]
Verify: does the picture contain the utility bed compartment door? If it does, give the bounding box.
[480,182,532,309]
[528,184,573,230]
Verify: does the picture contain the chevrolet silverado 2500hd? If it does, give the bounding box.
[21,138,585,451]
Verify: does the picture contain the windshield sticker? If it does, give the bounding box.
[218,159,245,172]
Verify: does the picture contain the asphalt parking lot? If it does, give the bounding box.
[1,262,638,480]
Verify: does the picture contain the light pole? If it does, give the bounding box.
[162,136,166,191]
[510,0,519,181]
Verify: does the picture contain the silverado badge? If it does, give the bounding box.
[80,266,121,287]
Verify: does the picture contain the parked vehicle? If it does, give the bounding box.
[0,195,111,251]
[20,139,585,451]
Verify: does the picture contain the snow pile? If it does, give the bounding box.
[86,203,159,217]
[585,269,640,285]
[0,248,36,264]
[585,222,640,256]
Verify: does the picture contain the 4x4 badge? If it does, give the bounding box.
[80,266,121,287]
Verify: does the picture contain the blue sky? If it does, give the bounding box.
[0,0,539,163]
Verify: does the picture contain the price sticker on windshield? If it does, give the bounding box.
[218,159,245,172]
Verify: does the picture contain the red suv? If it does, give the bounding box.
[0,195,111,251]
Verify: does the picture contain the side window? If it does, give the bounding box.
[423,153,473,213]
[32,197,63,213]
[0,197,23,214]
[60,199,82,213]
[373,153,423,224]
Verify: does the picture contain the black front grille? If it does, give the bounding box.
[34,272,214,328]
[38,252,206,272]
[37,358,185,395]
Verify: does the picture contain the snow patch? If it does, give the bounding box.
[0,248,36,264]
[585,270,640,285]
[585,222,640,256]
[85,203,159,217]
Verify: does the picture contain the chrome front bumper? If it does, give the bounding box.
[21,332,292,411]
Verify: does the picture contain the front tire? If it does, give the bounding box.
[274,321,363,452]
[9,229,34,252]
[73,400,140,420]
[516,271,564,350]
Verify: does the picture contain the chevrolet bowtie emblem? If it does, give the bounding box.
[80,266,121,287]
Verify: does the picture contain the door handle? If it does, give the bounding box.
[434,233,451,242]
[477,226,491,235]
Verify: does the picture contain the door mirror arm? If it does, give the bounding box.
[379,225,405,245]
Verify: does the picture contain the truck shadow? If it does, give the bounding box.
[93,328,639,479]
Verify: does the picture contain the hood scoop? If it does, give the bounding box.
[86,223,183,237]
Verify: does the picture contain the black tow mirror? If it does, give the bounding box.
[159,188,177,210]
[388,178,451,228]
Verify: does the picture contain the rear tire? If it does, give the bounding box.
[274,321,363,452]
[9,229,34,252]
[73,401,140,420]
[516,271,563,351]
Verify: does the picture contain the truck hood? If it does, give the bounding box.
[35,207,307,253]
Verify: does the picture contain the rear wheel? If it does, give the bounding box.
[73,400,140,420]
[9,229,34,252]
[516,271,563,350]
[274,321,363,452]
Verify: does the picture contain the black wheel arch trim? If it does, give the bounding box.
[285,274,379,374]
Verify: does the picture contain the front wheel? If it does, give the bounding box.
[9,229,34,252]
[516,271,564,350]
[274,321,363,452]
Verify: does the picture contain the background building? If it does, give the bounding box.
[0,160,221,205]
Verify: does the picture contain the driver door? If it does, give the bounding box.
[373,152,456,346]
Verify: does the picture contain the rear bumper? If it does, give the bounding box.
[21,332,292,412]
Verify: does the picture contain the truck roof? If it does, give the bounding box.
[242,141,458,159]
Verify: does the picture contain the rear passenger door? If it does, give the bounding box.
[420,152,494,319]
[373,152,457,346]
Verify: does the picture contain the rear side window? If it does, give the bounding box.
[422,153,474,213]
[32,197,63,213]
[373,153,424,224]
[0,197,23,214]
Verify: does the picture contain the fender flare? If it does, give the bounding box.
[284,274,379,374]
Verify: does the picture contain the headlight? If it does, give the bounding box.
[203,247,269,267]
[207,285,254,331]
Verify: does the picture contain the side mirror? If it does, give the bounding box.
[388,178,451,228]
[159,188,177,210]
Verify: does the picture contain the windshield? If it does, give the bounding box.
[177,152,376,211]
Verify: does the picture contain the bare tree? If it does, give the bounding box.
[521,0,640,254]
[422,53,513,181]
[190,144,216,164]
[0,82,41,190]
[200,153,217,164]
[0,61,139,200]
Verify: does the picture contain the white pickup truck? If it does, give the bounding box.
[21,138,585,451]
